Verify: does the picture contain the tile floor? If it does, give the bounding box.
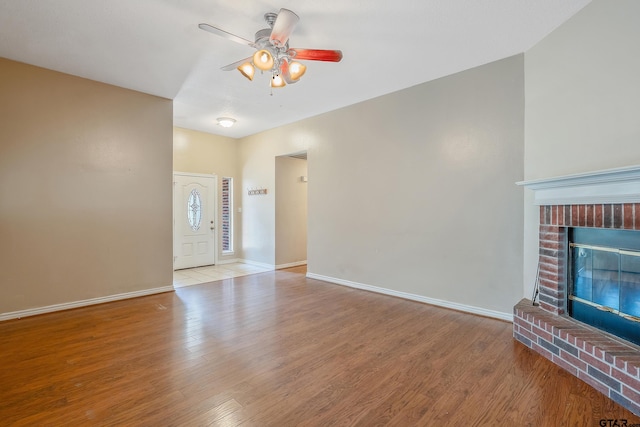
[173,262,272,288]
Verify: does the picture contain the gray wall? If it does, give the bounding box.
[240,54,525,317]
[523,0,640,297]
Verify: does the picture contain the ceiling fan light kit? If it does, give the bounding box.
[271,74,286,88]
[253,49,274,71]
[199,8,342,91]
[289,61,306,80]
[237,62,255,81]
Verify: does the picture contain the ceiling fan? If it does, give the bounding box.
[199,8,343,89]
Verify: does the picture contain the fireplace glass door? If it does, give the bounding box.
[569,228,640,345]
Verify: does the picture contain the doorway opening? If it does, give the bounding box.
[275,151,308,269]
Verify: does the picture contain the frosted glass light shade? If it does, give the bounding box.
[253,50,274,71]
[217,117,236,128]
[289,61,307,81]
[237,62,255,81]
[271,74,286,88]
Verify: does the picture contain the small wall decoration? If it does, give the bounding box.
[248,187,268,196]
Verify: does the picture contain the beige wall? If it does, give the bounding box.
[173,127,237,175]
[275,156,308,267]
[523,0,640,297]
[0,58,173,315]
[240,55,524,316]
[173,127,240,261]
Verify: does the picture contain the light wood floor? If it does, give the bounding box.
[1,266,638,426]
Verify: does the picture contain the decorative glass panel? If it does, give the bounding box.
[187,189,202,232]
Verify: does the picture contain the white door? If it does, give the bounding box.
[173,173,217,270]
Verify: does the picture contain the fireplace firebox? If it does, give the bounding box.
[569,228,640,346]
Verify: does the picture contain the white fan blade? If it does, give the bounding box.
[270,9,299,47]
[221,57,253,71]
[199,23,256,48]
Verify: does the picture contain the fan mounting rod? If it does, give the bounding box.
[264,12,278,28]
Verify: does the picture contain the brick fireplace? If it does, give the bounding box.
[514,167,640,416]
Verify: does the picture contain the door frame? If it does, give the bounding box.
[173,172,218,269]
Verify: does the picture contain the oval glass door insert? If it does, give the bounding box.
[187,189,202,231]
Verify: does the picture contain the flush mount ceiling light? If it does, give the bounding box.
[217,117,236,128]
[199,8,342,90]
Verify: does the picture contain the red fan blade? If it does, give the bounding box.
[221,57,253,71]
[270,8,299,47]
[288,48,343,62]
[199,23,256,48]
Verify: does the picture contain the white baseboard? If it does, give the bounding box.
[217,258,240,265]
[305,273,513,322]
[0,286,174,322]
[276,260,307,270]
[238,259,275,270]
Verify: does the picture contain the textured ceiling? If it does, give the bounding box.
[0,0,591,138]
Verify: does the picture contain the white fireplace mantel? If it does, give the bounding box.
[516,165,640,206]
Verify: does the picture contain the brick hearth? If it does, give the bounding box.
[513,203,640,415]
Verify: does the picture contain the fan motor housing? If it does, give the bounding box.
[254,28,271,44]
